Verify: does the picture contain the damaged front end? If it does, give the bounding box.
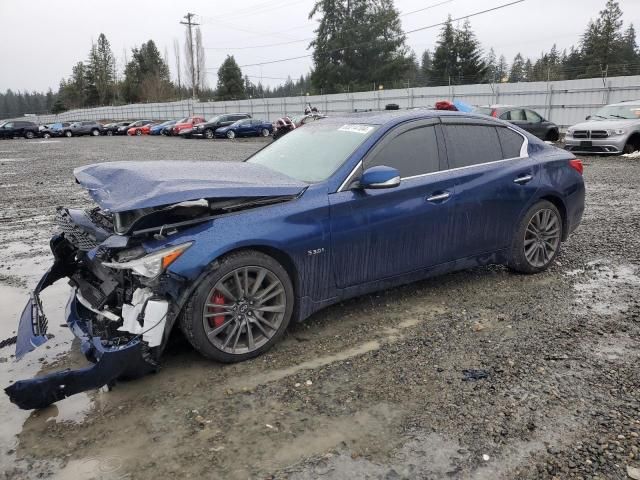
[5,208,192,410]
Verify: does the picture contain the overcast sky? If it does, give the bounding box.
[1,0,639,92]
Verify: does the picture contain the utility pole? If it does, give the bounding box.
[180,13,199,100]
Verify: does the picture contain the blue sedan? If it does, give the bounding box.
[215,118,273,139]
[149,120,176,135]
[6,110,585,409]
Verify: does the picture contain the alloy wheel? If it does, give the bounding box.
[204,129,214,139]
[524,209,561,268]
[202,266,286,355]
[227,130,235,139]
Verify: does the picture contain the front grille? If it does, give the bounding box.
[573,130,589,139]
[55,209,100,251]
[590,130,609,138]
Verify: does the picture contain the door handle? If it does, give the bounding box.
[514,174,533,184]
[426,191,451,202]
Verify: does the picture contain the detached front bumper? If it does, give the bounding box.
[5,235,164,410]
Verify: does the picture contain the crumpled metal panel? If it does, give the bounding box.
[74,160,306,212]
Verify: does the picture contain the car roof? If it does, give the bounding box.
[317,110,502,128]
[606,100,640,106]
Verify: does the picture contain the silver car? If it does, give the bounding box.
[565,101,640,155]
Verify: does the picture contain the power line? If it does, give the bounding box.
[239,0,526,68]
[205,0,456,51]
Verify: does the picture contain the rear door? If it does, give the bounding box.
[329,119,457,288]
[440,118,539,258]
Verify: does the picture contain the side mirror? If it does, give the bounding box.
[358,166,401,190]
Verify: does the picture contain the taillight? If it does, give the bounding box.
[491,109,498,118]
[569,159,583,175]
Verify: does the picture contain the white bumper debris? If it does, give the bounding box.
[118,288,168,347]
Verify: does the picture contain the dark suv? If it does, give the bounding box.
[0,121,39,139]
[190,113,252,139]
[62,121,104,137]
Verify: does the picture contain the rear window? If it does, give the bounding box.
[442,125,503,169]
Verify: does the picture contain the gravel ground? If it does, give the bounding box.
[0,136,638,480]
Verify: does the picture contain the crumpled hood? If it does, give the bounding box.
[74,161,306,213]
[570,119,638,130]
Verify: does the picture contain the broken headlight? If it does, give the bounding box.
[102,242,193,278]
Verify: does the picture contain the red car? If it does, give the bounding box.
[173,116,205,136]
[126,120,155,136]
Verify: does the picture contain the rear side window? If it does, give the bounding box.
[366,125,440,178]
[508,109,526,121]
[497,127,525,158]
[442,125,502,168]
[525,109,543,122]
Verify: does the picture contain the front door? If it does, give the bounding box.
[329,120,456,288]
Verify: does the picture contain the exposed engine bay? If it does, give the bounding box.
[5,190,299,410]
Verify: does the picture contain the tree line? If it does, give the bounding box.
[1,0,638,118]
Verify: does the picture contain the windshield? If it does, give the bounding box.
[247,122,378,183]
[592,104,640,120]
[207,115,222,123]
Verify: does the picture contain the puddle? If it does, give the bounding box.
[0,158,25,163]
[573,261,640,315]
[51,455,126,480]
[0,279,80,471]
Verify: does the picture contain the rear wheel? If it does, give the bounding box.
[226,130,235,139]
[180,250,294,363]
[545,129,559,142]
[42,132,51,139]
[106,130,113,136]
[24,131,35,139]
[261,128,270,137]
[91,128,99,136]
[135,129,142,136]
[508,200,562,274]
[64,130,72,138]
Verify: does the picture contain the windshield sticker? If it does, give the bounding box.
[338,124,374,134]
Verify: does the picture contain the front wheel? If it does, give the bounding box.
[24,131,35,139]
[106,130,113,136]
[64,130,72,138]
[226,130,235,139]
[204,128,214,139]
[180,250,294,363]
[91,129,100,136]
[508,200,563,274]
[135,129,142,136]
[261,128,270,137]
[42,132,51,139]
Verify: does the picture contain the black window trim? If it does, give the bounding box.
[337,120,528,192]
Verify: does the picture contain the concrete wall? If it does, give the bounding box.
[9,75,640,129]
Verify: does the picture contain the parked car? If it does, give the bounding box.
[475,105,559,141]
[62,121,104,137]
[215,118,273,139]
[150,120,176,135]
[39,122,70,139]
[173,116,206,137]
[116,120,152,135]
[7,110,585,410]
[0,120,39,139]
[564,100,640,155]
[190,113,252,139]
[127,121,158,136]
[103,121,131,136]
[272,113,326,140]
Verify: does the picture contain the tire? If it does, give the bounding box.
[135,129,142,136]
[24,131,35,139]
[106,130,113,136]
[508,200,563,274]
[64,130,72,138]
[180,250,294,363]
[261,128,270,137]
[204,128,214,139]
[545,129,559,142]
[226,130,235,139]
[42,132,51,139]
[90,129,98,136]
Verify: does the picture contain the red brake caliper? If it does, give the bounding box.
[208,291,227,328]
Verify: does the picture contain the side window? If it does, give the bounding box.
[525,110,542,123]
[499,112,510,120]
[509,109,526,121]
[365,125,440,178]
[497,127,525,158]
[442,125,503,168]
[5,123,13,128]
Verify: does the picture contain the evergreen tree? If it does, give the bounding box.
[122,40,173,102]
[216,55,245,100]
[455,19,486,84]
[496,55,508,82]
[508,53,525,82]
[430,16,458,85]
[420,49,432,85]
[485,48,497,82]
